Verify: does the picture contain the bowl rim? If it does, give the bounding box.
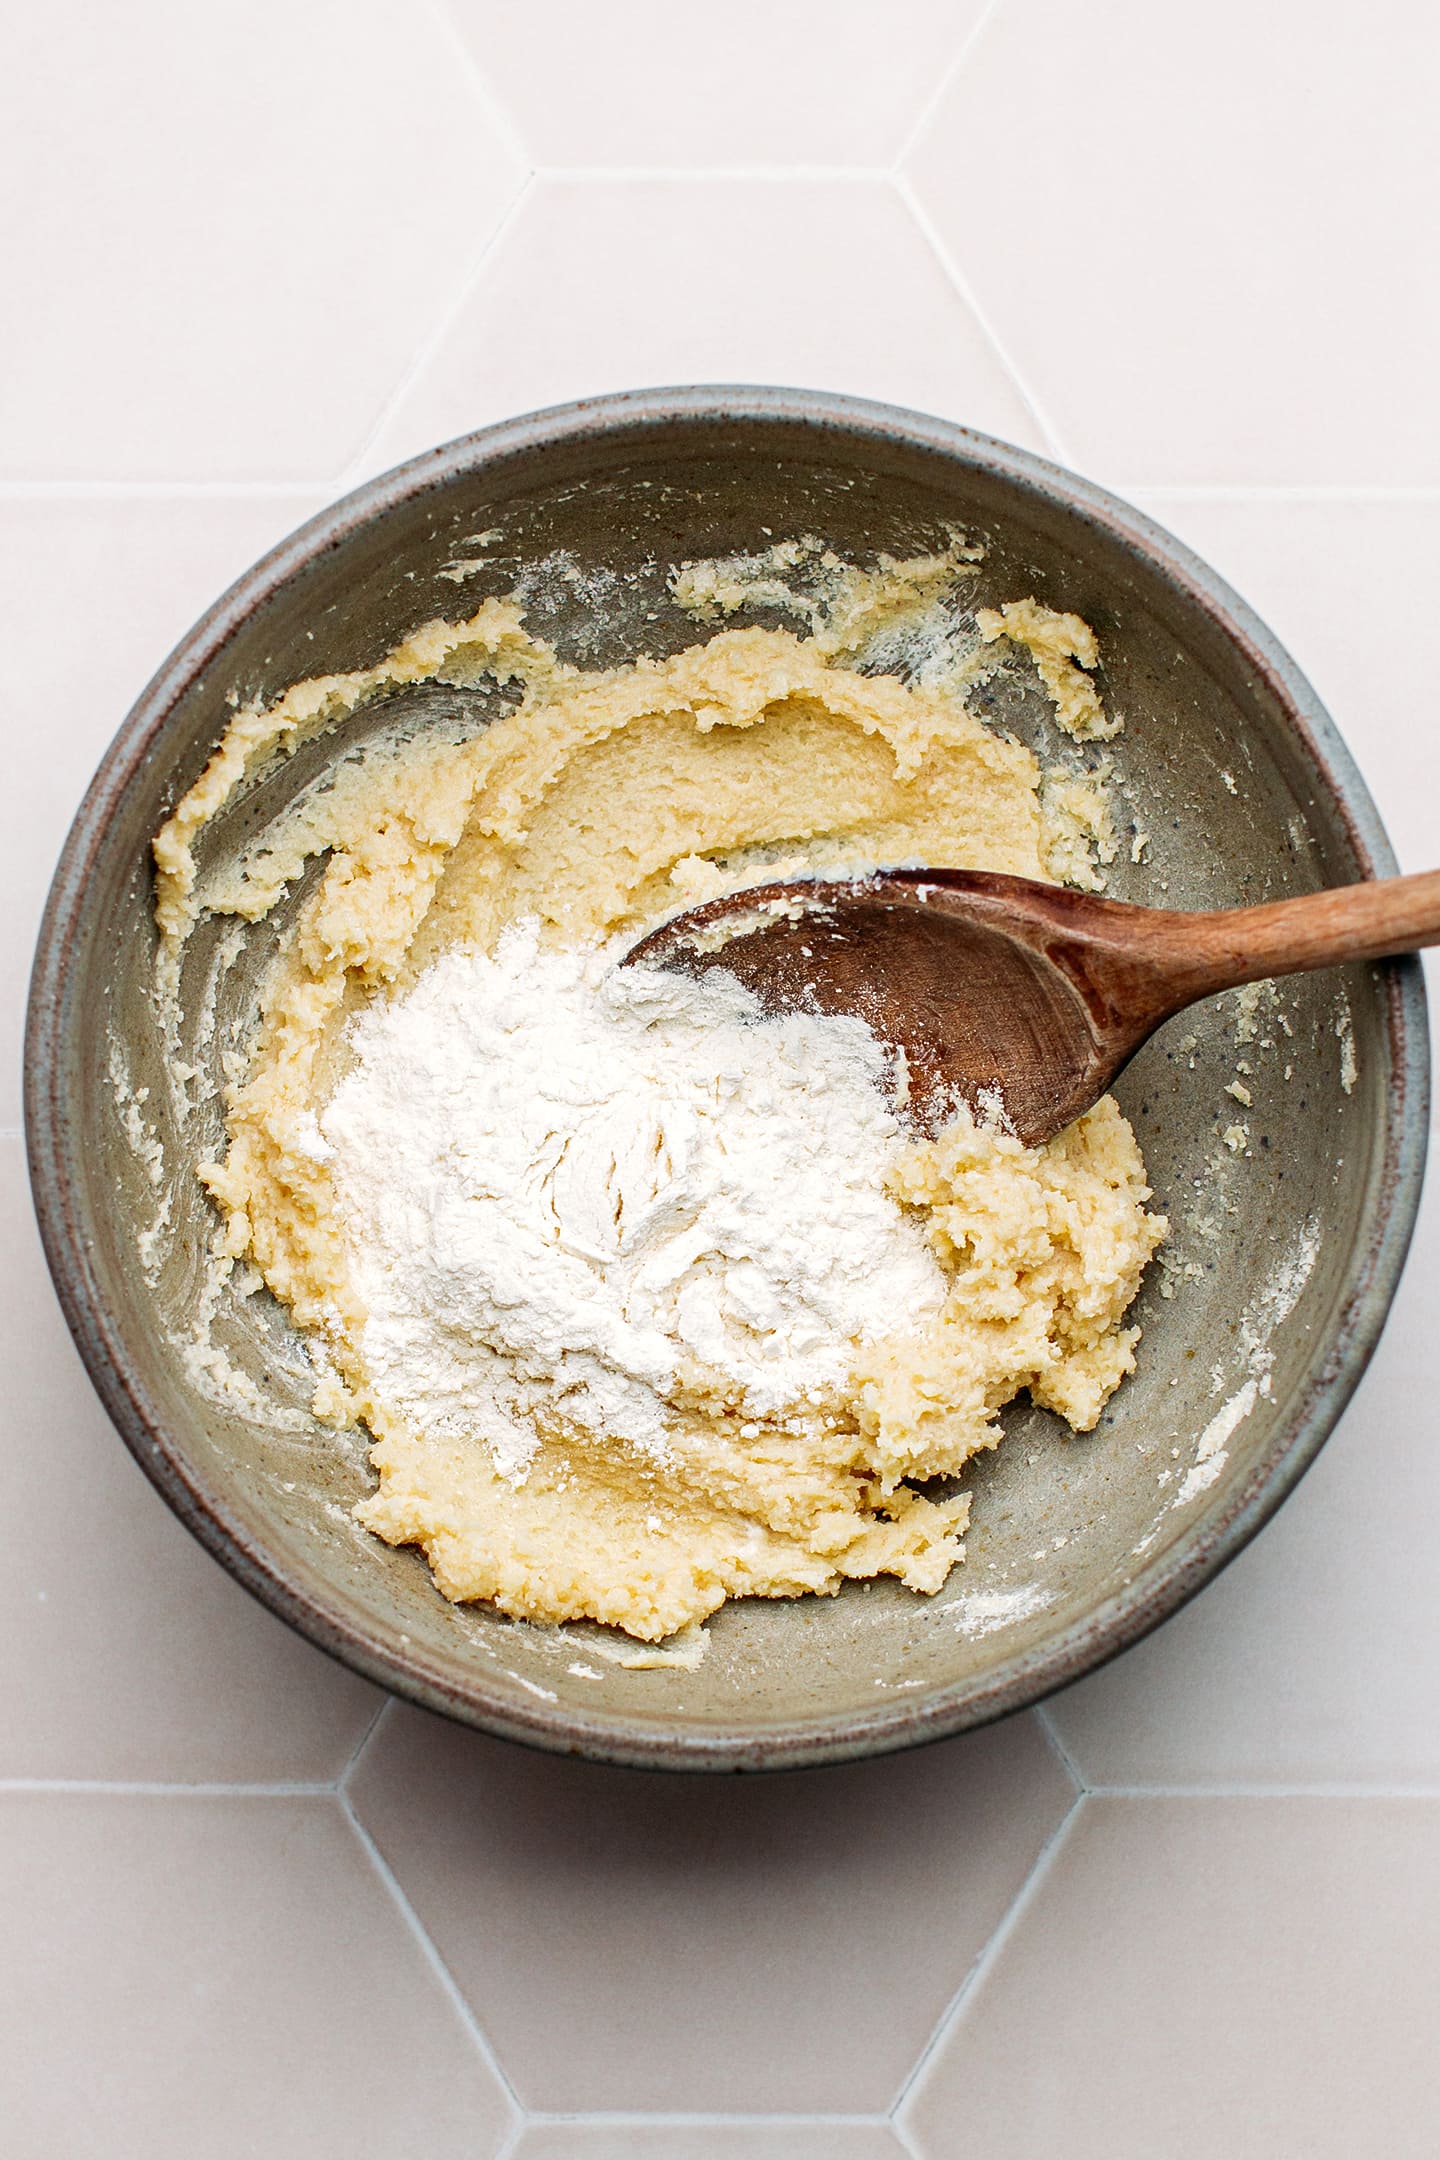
[24,384,1432,1772]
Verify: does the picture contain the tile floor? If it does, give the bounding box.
[4,3,1438,2153]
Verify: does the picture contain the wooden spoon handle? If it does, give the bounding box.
[1141,867,1440,1006]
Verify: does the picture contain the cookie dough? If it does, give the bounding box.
[154,577,1165,1640]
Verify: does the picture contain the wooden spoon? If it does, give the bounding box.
[624,867,1440,1146]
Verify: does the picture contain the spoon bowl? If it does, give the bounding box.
[628,865,1440,1146]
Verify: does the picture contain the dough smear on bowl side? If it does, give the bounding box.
[151,544,1166,1642]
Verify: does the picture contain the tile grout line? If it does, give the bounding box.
[516,2111,898,2128]
[337,1783,525,2122]
[5,1768,1435,1803]
[1085,1781,1440,1799]
[336,1695,395,1798]
[1112,483,1440,503]
[0,479,328,501]
[331,166,539,495]
[889,1789,1086,2129]
[1034,1703,1088,1794]
[492,2121,526,2160]
[336,1695,392,1790]
[891,170,1074,467]
[0,1778,336,1797]
[887,0,1068,470]
[890,2110,925,2160]
[423,0,534,173]
[891,0,1011,170]
[323,0,539,497]
[533,164,890,182]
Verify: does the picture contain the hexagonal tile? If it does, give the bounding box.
[347,1705,1075,2113]
[1,1143,382,1779]
[0,494,327,1124]
[1044,1147,1440,1789]
[901,1794,1440,2158]
[1,0,526,480]
[445,0,984,167]
[906,0,1440,485]
[514,2126,906,2160]
[361,175,1044,476]
[0,1790,514,2158]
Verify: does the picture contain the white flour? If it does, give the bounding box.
[1172,1215,1321,1508]
[320,920,946,1482]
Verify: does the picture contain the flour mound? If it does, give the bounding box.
[321,921,946,1482]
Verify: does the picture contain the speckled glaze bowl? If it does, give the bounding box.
[25,389,1429,1770]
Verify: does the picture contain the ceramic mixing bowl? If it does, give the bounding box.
[25,389,1429,1769]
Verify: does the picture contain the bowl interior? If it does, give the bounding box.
[32,400,1424,1766]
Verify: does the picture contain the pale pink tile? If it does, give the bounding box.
[0,1,525,480]
[904,1795,1440,2159]
[1046,1163,1440,1789]
[348,1705,1075,2113]
[446,0,982,166]
[908,0,1440,485]
[0,494,327,1123]
[515,2126,905,2160]
[0,1144,380,1779]
[362,176,1042,476]
[0,1791,513,2158]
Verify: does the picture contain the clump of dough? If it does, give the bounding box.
[976,596,1121,742]
[860,1099,1165,1490]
